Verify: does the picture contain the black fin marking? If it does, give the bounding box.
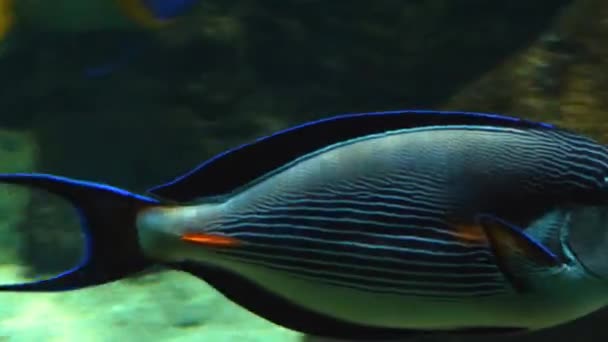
[0,173,160,292]
[478,214,562,293]
[148,110,554,202]
[174,261,526,340]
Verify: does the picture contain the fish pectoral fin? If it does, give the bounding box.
[478,214,560,267]
[477,214,561,292]
[181,232,242,248]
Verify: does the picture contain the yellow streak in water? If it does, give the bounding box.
[0,0,14,41]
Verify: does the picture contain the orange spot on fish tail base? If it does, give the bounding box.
[181,233,242,247]
[452,223,488,245]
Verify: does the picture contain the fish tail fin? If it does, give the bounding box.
[0,173,161,292]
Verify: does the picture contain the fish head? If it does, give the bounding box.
[566,206,608,279]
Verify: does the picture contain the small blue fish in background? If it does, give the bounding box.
[140,0,202,21]
[118,0,203,28]
[85,0,203,78]
[3,110,608,340]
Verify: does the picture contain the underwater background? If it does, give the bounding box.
[0,0,607,341]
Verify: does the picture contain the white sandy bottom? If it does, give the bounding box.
[0,265,300,342]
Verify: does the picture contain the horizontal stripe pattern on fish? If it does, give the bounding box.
[214,251,506,299]
[215,237,496,273]
[205,197,505,297]
[214,200,489,257]
[212,246,502,287]
[204,165,507,296]
[202,127,608,299]
[507,129,608,192]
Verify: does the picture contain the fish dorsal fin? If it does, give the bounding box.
[148,110,555,202]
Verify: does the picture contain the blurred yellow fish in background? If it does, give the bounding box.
[0,0,201,42]
[0,0,13,42]
[118,0,201,29]
[0,0,202,76]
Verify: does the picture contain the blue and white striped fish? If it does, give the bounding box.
[2,110,608,340]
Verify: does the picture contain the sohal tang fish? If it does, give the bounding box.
[2,111,608,340]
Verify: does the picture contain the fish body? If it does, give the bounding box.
[2,111,608,340]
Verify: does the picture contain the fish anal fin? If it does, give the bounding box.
[174,262,526,340]
[174,262,423,340]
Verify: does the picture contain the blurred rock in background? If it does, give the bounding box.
[439,0,608,341]
[444,0,608,143]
